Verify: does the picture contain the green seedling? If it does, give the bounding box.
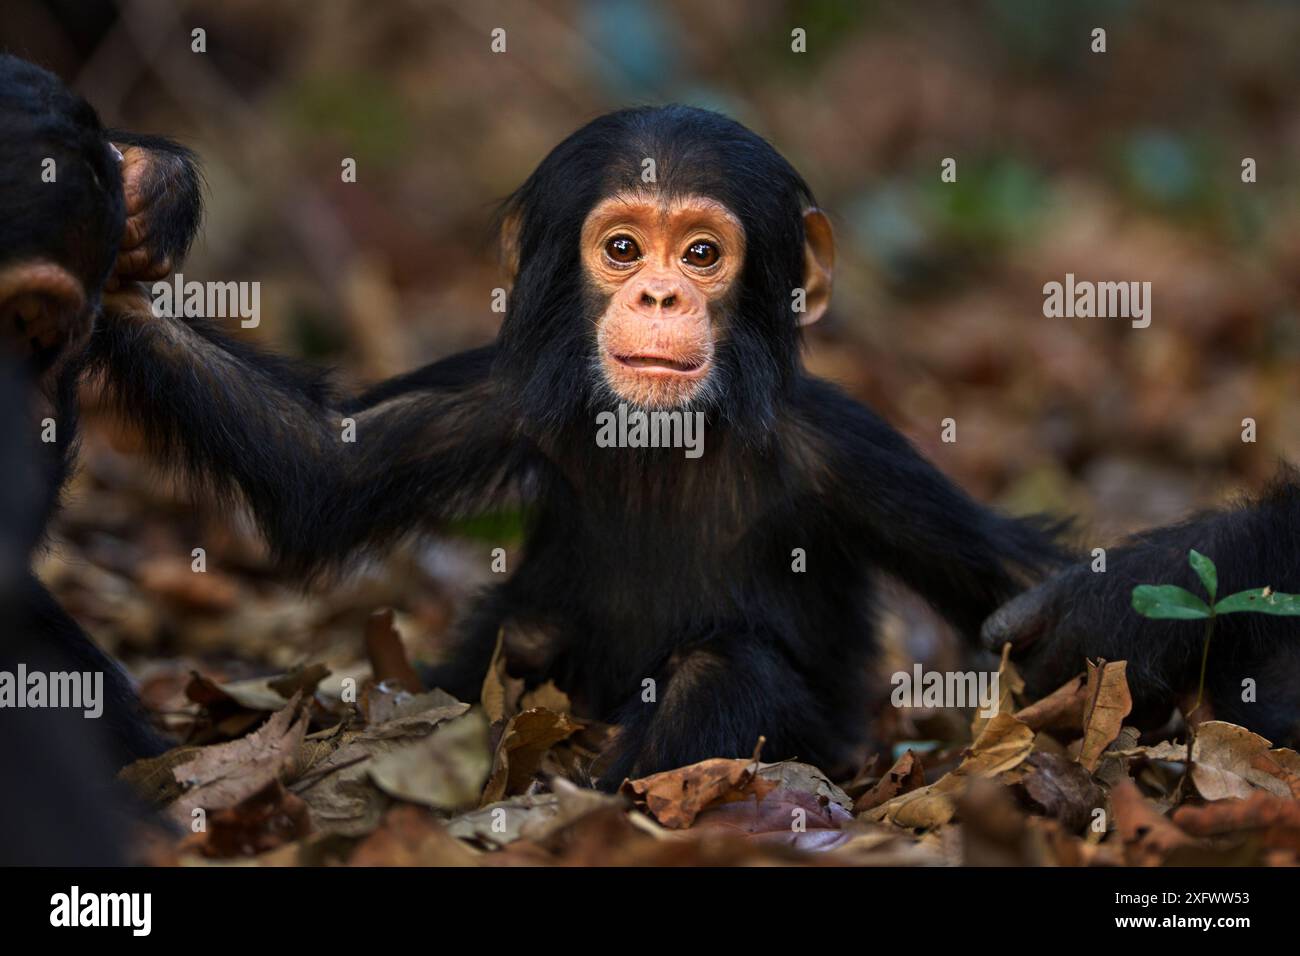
[1132,549,1300,720]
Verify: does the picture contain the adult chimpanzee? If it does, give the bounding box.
[0,53,202,769]
[984,476,1300,746]
[0,357,138,864]
[96,104,1067,785]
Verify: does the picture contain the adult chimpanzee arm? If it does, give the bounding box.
[799,379,1066,638]
[982,474,1300,741]
[89,292,524,576]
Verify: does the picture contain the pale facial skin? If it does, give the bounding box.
[581,191,746,409]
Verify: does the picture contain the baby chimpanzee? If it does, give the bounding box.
[94,105,1064,785]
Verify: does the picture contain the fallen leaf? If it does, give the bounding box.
[866,713,1034,829]
[622,746,774,830]
[854,750,926,813]
[349,804,480,866]
[1110,779,1193,865]
[364,608,422,693]
[480,707,582,805]
[1078,660,1133,771]
[291,700,471,835]
[1014,672,1090,731]
[1019,751,1105,831]
[184,779,313,858]
[167,697,310,827]
[369,708,493,812]
[1173,792,1300,853]
[480,631,523,726]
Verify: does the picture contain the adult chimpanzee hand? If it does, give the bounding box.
[981,565,1091,697]
[106,134,202,289]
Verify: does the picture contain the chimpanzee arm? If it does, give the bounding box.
[89,140,525,574]
[795,379,1066,638]
[982,474,1300,735]
[88,296,524,576]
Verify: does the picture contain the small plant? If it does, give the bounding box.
[1132,549,1300,721]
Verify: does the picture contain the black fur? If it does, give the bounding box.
[89,105,1065,786]
[0,55,123,293]
[0,357,143,865]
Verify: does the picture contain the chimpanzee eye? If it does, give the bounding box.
[604,235,641,264]
[683,240,719,268]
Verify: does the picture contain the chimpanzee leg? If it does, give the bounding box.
[596,633,840,790]
[16,575,168,766]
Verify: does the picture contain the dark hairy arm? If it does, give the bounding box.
[89,297,523,575]
[797,378,1068,638]
[89,138,524,574]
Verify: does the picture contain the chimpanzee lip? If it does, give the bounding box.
[611,352,707,374]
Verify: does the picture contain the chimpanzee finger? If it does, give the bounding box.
[980,577,1060,654]
[114,247,171,280]
[120,214,147,250]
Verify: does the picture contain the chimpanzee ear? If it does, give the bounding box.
[799,208,834,327]
[500,209,522,290]
[0,261,89,372]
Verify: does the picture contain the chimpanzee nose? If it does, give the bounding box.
[632,279,683,313]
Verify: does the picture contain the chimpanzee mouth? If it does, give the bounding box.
[611,352,707,375]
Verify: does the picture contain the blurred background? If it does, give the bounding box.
[3,0,1299,717]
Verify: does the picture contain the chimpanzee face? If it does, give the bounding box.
[496,106,836,435]
[581,190,746,409]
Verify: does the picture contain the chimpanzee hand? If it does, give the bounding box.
[981,565,1096,700]
[106,134,202,289]
[984,550,1208,725]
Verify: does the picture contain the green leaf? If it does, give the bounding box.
[1188,550,1217,603]
[1213,588,1300,616]
[1131,585,1212,620]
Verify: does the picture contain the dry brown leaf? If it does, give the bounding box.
[480,630,524,726]
[690,787,854,850]
[290,700,471,835]
[187,664,329,714]
[182,779,313,858]
[366,686,462,726]
[1189,721,1300,800]
[519,680,571,713]
[970,642,1024,739]
[622,749,775,829]
[368,709,493,813]
[364,608,422,693]
[167,698,310,827]
[349,804,480,866]
[480,707,582,805]
[1078,660,1132,771]
[1173,792,1300,852]
[865,713,1034,829]
[1110,779,1193,866]
[854,749,926,813]
[1019,751,1105,831]
[1013,672,1089,732]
